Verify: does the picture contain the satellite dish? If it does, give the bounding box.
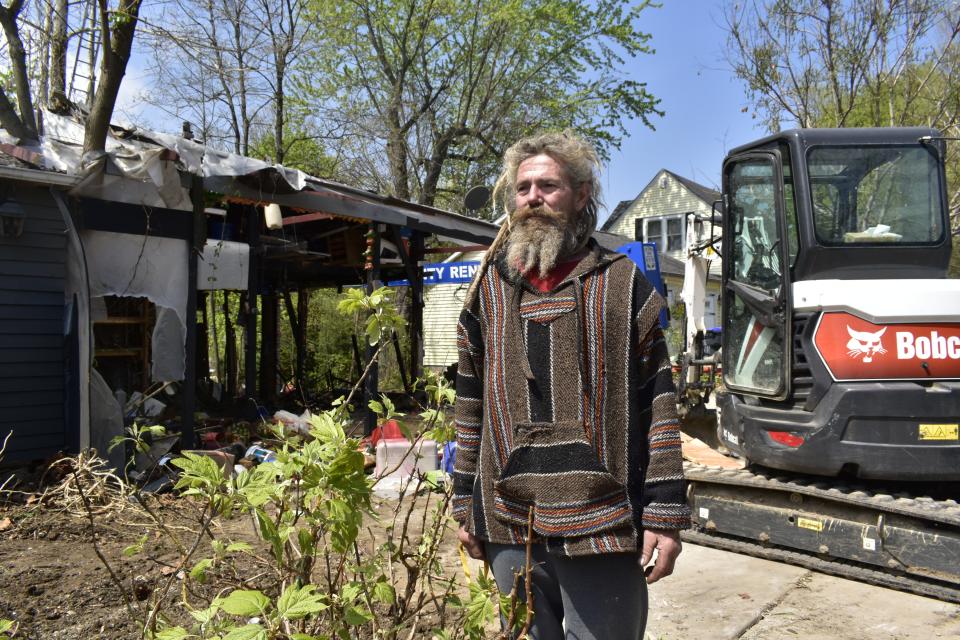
[463,185,491,212]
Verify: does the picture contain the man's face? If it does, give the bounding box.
[506,153,591,278]
[514,154,589,221]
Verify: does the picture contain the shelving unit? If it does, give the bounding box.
[93,297,154,391]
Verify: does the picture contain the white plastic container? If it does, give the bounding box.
[374,439,438,481]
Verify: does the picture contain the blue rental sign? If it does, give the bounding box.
[388,261,480,287]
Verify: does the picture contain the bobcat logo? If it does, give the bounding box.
[846,326,887,363]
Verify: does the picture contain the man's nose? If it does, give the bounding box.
[526,185,545,205]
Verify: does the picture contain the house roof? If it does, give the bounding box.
[0,111,499,245]
[668,170,720,207]
[600,169,720,231]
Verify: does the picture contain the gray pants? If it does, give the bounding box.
[486,542,648,640]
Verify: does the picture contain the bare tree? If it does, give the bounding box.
[724,0,960,130]
[724,0,960,232]
[256,0,309,164]
[138,0,271,154]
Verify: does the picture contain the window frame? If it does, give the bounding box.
[639,213,687,254]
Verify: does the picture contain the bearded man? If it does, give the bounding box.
[452,131,690,639]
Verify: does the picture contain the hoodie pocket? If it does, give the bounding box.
[492,420,633,537]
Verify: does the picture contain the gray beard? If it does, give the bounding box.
[505,214,578,280]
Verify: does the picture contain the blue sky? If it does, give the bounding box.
[597,1,764,226]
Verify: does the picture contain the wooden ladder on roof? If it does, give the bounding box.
[67,0,101,108]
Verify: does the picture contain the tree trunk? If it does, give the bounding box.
[83,0,144,154]
[0,86,30,140]
[386,107,410,200]
[49,0,68,99]
[0,0,38,139]
[274,64,284,163]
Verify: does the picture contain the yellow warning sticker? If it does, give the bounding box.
[797,517,823,532]
[919,424,959,441]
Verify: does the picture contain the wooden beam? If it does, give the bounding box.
[423,244,488,254]
[281,211,335,226]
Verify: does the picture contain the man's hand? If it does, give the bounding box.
[458,526,485,561]
[640,528,682,584]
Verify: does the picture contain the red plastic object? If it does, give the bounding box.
[370,419,405,447]
[201,431,222,450]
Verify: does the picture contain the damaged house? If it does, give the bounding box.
[0,112,497,466]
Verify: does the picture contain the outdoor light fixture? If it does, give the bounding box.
[0,204,25,238]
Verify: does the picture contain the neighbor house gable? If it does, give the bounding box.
[602,169,719,238]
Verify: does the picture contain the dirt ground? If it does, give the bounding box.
[0,479,464,640]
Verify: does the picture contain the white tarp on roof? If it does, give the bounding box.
[36,110,309,207]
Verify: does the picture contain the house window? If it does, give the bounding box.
[641,215,686,253]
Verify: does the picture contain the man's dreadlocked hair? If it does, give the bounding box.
[463,130,604,308]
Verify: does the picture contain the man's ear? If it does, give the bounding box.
[574,182,590,212]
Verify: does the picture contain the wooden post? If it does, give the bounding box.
[388,226,424,383]
[297,287,309,394]
[409,231,425,382]
[181,174,206,450]
[244,205,260,409]
[260,289,278,405]
[364,225,381,436]
[223,292,237,397]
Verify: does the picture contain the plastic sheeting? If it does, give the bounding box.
[55,190,92,449]
[198,239,250,291]
[151,306,186,382]
[84,229,189,382]
[89,368,125,471]
[34,111,308,205]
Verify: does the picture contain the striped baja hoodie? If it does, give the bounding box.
[452,240,691,557]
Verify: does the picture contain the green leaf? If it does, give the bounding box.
[254,508,284,563]
[225,541,253,554]
[372,581,395,605]
[147,424,167,437]
[343,606,373,625]
[188,600,221,625]
[220,590,270,616]
[277,583,328,620]
[340,583,362,602]
[368,399,384,416]
[189,558,213,583]
[123,533,148,557]
[297,529,315,556]
[151,627,191,640]
[222,624,268,640]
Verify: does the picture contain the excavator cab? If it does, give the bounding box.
[716,128,960,480]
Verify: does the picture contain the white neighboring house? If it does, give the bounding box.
[601,169,723,327]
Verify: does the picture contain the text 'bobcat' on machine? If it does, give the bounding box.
[677,127,960,601]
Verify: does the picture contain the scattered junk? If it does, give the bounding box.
[370,419,441,498]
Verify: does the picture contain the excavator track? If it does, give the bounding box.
[683,461,960,603]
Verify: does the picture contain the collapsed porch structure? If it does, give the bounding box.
[0,112,497,464]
